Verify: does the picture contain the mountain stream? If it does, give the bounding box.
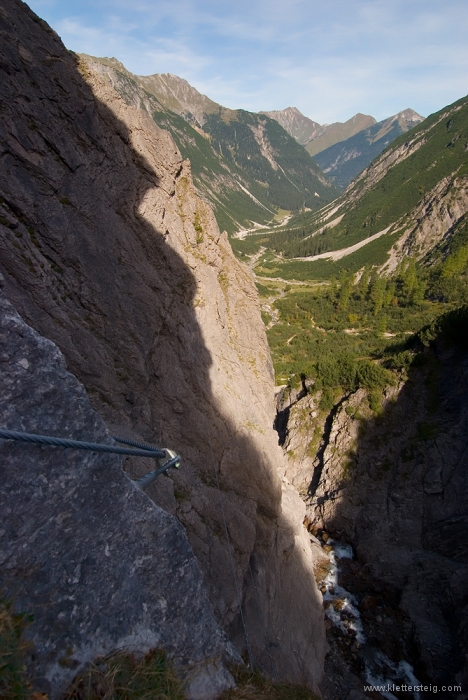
[320,538,423,700]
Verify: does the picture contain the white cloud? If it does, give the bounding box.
[27,0,468,123]
[144,40,211,77]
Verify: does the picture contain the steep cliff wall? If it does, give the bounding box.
[280,346,468,694]
[0,0,325,691]
[0,285,236,699]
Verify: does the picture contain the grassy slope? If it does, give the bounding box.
[252,94,468,271]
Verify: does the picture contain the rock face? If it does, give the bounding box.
[0,287,236,699]
[382,173,468,273]
[259,107,325,146]
[0,0,325,692]
[274,381,321,494]
[281,351,468,692]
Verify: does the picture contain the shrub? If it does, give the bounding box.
[355,360,392,390]
[0,599,33,700]
[63,649,184,700]
[418,306,468,349]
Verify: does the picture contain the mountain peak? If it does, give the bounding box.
[395,108,425,123]
[259,107,324,145]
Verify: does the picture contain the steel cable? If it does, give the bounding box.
[0,428,167,458]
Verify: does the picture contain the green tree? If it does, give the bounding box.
[357,267,371,300]
[370,275,386,315]
[384,281,396,307]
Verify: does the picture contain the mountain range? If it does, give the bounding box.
[82,56,338,234]
[82,57,427,233]
[260,107,377,156]
[251,93,468,279]
[313,108,424,189]
[262,106,424,189]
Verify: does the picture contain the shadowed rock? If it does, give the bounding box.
[0,0,325,694]
[0,288,237,698]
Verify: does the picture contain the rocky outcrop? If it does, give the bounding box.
[0,286,237,698]
[382,174,468,272]
[274,382,322,493]
[259,107,325,146]
[0,0,325,692]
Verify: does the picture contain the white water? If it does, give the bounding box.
[321,538,422,699]
[364,653,422,700]
[322,540,366,644]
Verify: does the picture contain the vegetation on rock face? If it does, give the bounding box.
[63,660,322,700]
[0,613,320,700]
[0,599,33,700]
[424,214,468,303]
[62,650,184,700]
[221,665,320,700]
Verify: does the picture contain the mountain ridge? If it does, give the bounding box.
[314,108,424,189]
[83,55,338,234]
[259,106,325,145]
[262,106,376,154]
[305,112,377,156]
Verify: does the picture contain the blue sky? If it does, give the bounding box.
[26,0,468,124]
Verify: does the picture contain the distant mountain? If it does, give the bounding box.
[82,56,338,234]
[313,109,425,189]
[257,94,468,273]
[305,113,376,156]
[259,107,324,145]
[260,107,376,156]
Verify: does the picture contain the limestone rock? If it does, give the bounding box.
[0,288,236,698]
[0,0,325,690]
[275,384,323,491]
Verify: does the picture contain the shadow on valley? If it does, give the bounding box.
[303,316,468,698]
[0,0,323,692]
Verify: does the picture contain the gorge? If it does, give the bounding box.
[1,1,468,699]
